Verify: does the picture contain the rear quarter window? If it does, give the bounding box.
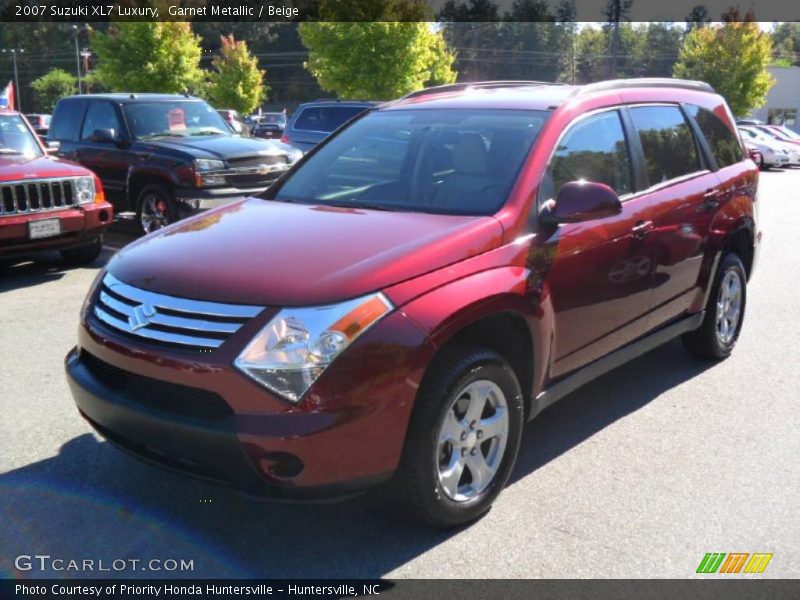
[49,99,86,142]
[685,104,745,168]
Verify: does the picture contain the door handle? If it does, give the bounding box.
[631,220,654,239]
[702,188,721,208]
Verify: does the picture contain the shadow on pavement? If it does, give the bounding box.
[0,337,715,580]
[0,250,113,293]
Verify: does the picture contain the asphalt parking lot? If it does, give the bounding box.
[1,169,798,580]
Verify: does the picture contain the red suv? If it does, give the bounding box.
[0,109,112,265]
[65,79,760,527]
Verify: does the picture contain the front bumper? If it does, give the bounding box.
[174,185,275,211]
[0,202,113,258]
[66,307,433,499]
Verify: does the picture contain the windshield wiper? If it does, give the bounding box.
[139,132,185,140]
[0,148,24,155]
[190,130,225,136]
[324,201,411,212]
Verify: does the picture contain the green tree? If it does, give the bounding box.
[771,22,800,66]
[91,22,205,94]
[673,13,775,116]
[30,68,77,112]
[299,22,456,99]
[207,34,266,114]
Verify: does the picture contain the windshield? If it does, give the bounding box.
[775,126,800,140]
[124,101,230,139]
[0,114,43,158]
[273,109,548,216]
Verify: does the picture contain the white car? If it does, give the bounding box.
[738,126,797,167]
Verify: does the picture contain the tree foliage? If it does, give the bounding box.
[207,35,266,114]
[30,68,77,112]
[299,22,456,99]
[91,22,205,94]
[673,14,775,116]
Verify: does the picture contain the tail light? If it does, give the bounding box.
[280,134,289,144]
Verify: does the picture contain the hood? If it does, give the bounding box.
[0,155,90,182]
[137,135,296,161]
[109,199,504,306]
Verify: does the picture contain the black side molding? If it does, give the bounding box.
[529,311,705,420]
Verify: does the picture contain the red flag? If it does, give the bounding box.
[0,81,15,110]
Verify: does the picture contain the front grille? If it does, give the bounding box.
[81,351,233,421]
[228,155,287,168]
[226,155,289,189]
[92,273,263,351]
[0,177,77,216]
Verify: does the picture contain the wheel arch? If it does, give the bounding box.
[126,168,178,208]
[399,267,550,417]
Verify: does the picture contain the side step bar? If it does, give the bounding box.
[529,311,706,421]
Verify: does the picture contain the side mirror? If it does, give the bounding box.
[45,140,60,154]
[90,128,117,144]
[541,180,622,224]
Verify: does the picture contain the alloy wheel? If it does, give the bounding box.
[140,194,171,234]
[436,379,509,502]
[716,270,742,346]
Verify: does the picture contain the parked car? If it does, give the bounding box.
[66,79,760,527]
[0,108,112,265]
[24,113,51,138]
[49,94,302,233]
[251,112,287,140]
[216,109,251,136]
[281,100,375,151]
[753,124,800,149]
[766,124,800,141]
[738,126,796,167]
[743,142,762,166]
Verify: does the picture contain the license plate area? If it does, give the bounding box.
[28,218,61,239]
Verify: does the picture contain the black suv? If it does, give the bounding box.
[48,94,302,233]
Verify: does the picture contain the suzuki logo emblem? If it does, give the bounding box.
[128,303,157,331]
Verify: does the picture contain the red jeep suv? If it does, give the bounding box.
[65,79,760,527]
[1,109,112,265]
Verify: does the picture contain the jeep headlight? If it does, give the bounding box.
[74,177,95,204]
[234,293,394,403]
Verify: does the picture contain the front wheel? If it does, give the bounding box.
[393,346,524,528]
[682,253,747,359]
[136,184,178,235]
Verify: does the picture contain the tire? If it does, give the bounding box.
[392,345,524,528]
[60,237,102,266]
[682,253,747,360]
[135,183,178,235]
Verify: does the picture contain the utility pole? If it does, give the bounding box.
[72,25,83,94]
[1,48,23,110]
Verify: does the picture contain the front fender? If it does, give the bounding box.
[394,267,551,401]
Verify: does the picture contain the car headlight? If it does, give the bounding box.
[195,159,225,171]
[234,293,394,403]
[74,177,95,204]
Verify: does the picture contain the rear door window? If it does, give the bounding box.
[685,105,744,168]
[49,100,86,142]
[629,105,702,185]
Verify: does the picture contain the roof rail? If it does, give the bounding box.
[402,80,565,100]
[573,78,714,96]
